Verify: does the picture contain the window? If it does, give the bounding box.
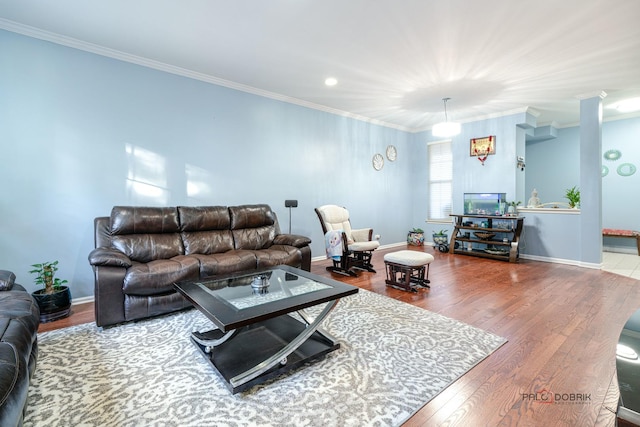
[428,140,452,221]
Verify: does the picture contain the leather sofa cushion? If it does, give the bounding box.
[179,206,235,255]
[123,256,199,295]
[0,317,34,375]
[110,207,184,263]
[0,292,40,339]
[233,226,276,250]
[229,204,275,229]
[0,290,39,427]
[0,271,15,291]
[273,234,312,248]
[111,206,180,234]
[178,206,230,231]
[0,342,27,427]
[253,245,302,269]
[181,231,234,255]
[88,247,133,268]
[112,234,184,263]
[189,251,258,277]
[124,292,193,321]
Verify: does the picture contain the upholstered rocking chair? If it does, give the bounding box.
[315,204,380,276]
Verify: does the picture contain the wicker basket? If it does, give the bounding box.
[473,232,496,240]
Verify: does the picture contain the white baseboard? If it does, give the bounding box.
[603,245,638,255]
[72,295,94,305]
[519,253,602,270]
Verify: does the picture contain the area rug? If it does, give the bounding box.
[25,290,506,427]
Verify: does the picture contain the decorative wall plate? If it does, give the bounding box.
[386,145,397,161]
[604,149,622,161]
[617,163,637,177]
[602,165,609,177]
[372,153,384,171]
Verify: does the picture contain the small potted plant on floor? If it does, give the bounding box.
[407,228,425,246]
[432,229,449,246]
[30,260,72,323]
[565,186,580,208]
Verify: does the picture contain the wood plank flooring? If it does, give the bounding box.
[41,245,640,426]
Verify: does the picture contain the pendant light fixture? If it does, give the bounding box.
[432,97,461,137]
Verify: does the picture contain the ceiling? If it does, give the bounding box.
[1,0,640,132]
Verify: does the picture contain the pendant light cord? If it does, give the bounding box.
[442,97,451,122]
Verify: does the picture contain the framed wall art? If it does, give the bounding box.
[470,136,496,157]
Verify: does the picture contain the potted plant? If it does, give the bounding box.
[407,228,425,246]
[506,201,521,215]
[29,260,72,323]
[432,229,449,246]
[565,186,580,208]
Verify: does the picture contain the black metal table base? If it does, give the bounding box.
[192,312,338,394]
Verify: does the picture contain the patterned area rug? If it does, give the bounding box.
[25,290,506,427]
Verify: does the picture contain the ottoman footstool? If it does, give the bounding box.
[384,250,434,292]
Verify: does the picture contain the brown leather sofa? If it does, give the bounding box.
[88,204,312,327]
[0,270,40,427]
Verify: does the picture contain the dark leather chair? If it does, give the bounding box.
[0,270,40,427]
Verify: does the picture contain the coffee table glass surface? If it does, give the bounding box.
[175,265,357,332]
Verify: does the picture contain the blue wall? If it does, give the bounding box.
[525,116,640,253]
[1,30,415,298]
[3,29,639,299]
[525,126,581,204]
[413,112,531,237]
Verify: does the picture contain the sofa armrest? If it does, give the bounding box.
[0,270,15,291]
[351,228,373,242]
[273,234,312,248]
[88,247,132,268]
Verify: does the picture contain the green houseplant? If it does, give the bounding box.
[407,227,425,246]
[432,229,449,246]
[565,186,580,208]
[506,201,521,215]
[29,260,72,323]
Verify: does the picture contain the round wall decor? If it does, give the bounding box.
[386,145,397,161]
[604,149,622,161]
[617,163,637,177]
[372,153,384,171]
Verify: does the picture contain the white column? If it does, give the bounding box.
[578,91,606,266]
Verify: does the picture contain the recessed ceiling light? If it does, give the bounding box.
[611,97,640,113]
[325,77,338,87]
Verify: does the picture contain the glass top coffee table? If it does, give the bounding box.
[174,265,358,394]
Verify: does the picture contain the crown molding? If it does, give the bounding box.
[0,19,414,133]
[576,90,608,100]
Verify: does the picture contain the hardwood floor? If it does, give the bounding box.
[40,245,640,426]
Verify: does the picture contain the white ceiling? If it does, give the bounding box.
[1,0,640,131]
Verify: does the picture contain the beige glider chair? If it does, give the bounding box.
[315,204,380,276]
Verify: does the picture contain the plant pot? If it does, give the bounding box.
[407,232,425,246]
[433,234,448,246]
[32,286,72,323]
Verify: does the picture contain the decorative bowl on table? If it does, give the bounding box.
[473,232,496,240]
